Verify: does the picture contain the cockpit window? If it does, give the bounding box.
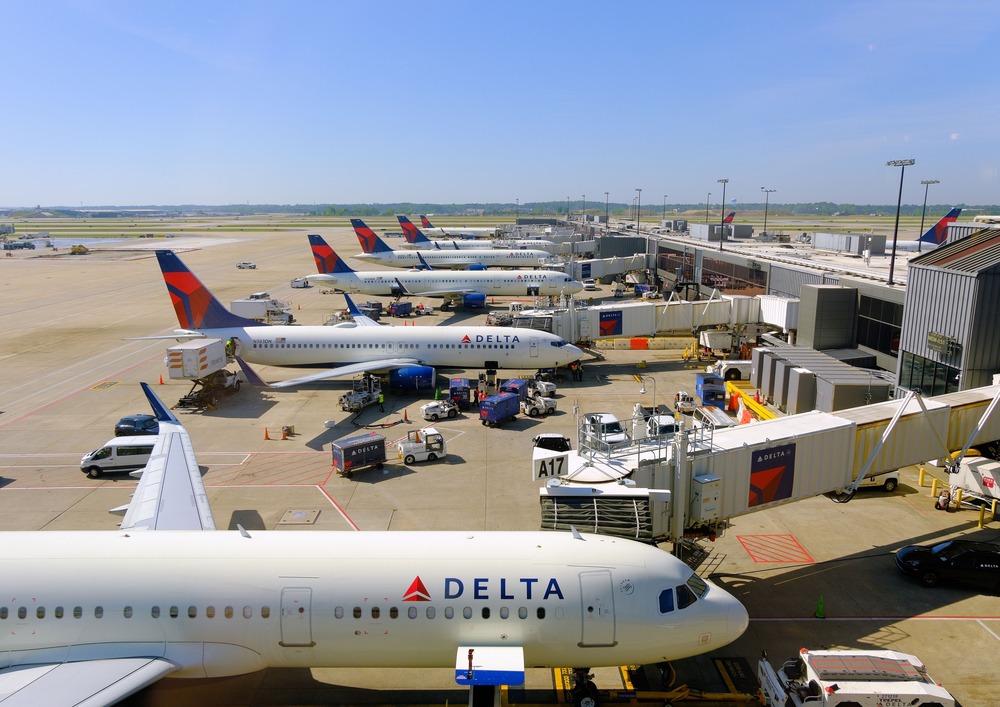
[550,340,568,347]
[676,583,697,610]
[658,588,674,614]
[686,573,708,598]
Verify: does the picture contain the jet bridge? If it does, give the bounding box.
[537,385,1000,545]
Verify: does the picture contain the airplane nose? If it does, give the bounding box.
[726,596,750,645]
[565,344,585,362]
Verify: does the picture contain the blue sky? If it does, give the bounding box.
[3,0,999,207]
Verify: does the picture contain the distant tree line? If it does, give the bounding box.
[7,201,996,219]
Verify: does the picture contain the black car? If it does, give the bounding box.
[532,433,572,453]
[895,539,1000,591]
[114,414,159,437]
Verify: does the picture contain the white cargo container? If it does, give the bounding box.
[165,339,228,380]
[689,411,857,521]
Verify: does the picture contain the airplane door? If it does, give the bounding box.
[578,571,616,647]
[529,337,539,358]
[280,587,315,647]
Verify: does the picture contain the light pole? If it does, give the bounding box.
[582,194,586,224]
[515,198,519,224]
[717,178,729,251]
[566,196,571,222]
[761,187,776,237]
[635,188,642,232]
[662,194,668,222]
[886,159,915,285]
[706,192,711,223]
[639,375,657,415]
[604,191,609,229]
[918,179,939,254]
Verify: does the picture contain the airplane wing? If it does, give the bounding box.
[118,382,216,531]
[0,657,179,707]
[235,355,423,389]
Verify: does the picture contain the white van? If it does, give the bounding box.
[80,435,158,478]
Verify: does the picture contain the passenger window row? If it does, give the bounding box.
[0,605,271,620]
[337,605,546,621]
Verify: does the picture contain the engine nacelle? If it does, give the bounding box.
[466,263,487,271]
[462,293,487,308]
[387,366,436,390]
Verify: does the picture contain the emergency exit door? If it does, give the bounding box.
[280,587,315,647]
[578,571,616,647]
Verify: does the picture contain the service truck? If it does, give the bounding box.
[420,399,459,421]
[397,427,447,465]
[338,374,382,412]
[331,432,386,478]
[230,296,294,324]
[479,392,519,427]
[165,339,241,408]
[758,647,955,707]
[521,392,557,417]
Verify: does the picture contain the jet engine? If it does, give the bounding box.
[387,366,436,390]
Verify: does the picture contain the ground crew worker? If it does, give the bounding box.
[378,391,384,412]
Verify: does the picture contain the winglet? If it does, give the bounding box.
[308,234,355,274]
[415,252,434,271]
[394,278,411,296]
[351,218,394,253]
[233,356,270,388]
[343,292,363,318]
[141,381,179,423]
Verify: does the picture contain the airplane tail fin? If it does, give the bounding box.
[308,234,355,274]
[919,207,962,245]
[420,215,434,229]
[155,250,262,330]
[723,212,735,224]
[397,215,433,245]
[415,252,434,271]
[351,218,393,253]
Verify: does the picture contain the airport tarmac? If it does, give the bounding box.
[0,222,997,706]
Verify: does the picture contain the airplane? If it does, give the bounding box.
[894,207,962,252]
[723,212,735,224]
[419,214,498,238]
[152,250,582,388]
[397,216,554,250]
[0,382,749,705]
[306,235,582,309]
[352,219,550,269]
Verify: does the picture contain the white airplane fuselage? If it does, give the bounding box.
[0,531,748,678]
[355,249,550,269]
[310,269,582,298]
[200,323,582,370]
[399,239,554,250]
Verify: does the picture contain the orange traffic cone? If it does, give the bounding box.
[158,374,164,385]
[264,427,271,440]
[403,409,409,422]
[281,428,288,440]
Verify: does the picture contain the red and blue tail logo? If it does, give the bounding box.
[723,211,735,224]
[403,576,431,602]
[919,207,961,246]
[156,251,261,330]
[308,234,354,274]
[397,215,432,244]
[420,215,434,229]
[351,218,393,253]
